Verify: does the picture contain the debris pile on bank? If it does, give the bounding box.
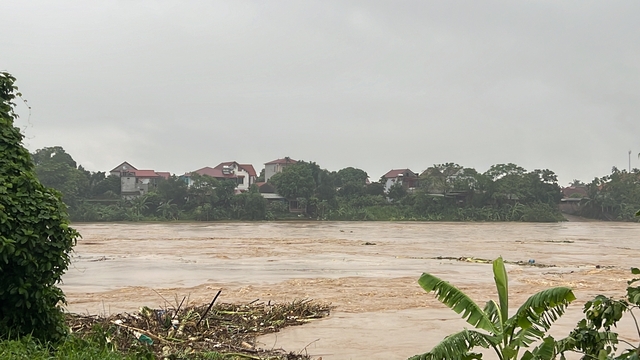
[66,295,332,359]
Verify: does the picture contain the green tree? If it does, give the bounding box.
[336,167,368,186]
[269,163,316,200]
[387,182,407,203]
[91,174,121,198]
[580,169,640,221]
[215,179,237,207]
[156,175,188,206]
[187,174,219,207]
[31,146,77,168]
[523,170,562,205]
[365,182,386,197]
[335,167,368,200]
[31,146,90,209]
[569,179,586,187]
[0,72,80,341]
[230,186,267,220]
[485,163,527,181]
[411,257,575,360]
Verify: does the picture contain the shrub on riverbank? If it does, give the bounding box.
[66,200,565,222]
[0,72,79,341]
[0,335,151,360]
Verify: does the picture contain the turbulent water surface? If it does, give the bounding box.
[63,221,640,359]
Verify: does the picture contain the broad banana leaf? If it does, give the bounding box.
[510,287,575,347]
[520,336,556,360]
[483,299,502,332]
[418,273,497,334]
[408,329,494,360]
[493,257,509,328]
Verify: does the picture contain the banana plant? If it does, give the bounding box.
[410,257,576,360]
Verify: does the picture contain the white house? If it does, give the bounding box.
[264,157,297,182]
[382,169,419,193]
[109,162,170,198]
[184,161,257,192]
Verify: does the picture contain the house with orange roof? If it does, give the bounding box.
[185,161,257,192]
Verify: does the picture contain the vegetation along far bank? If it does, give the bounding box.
[33,145,640,223]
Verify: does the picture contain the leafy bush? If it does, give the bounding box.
[521,203,565,222]
[556,267,640,359]
[0,333,154,360]
[0,72,79,341]
[231,190,267,220]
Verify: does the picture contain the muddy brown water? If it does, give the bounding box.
[62,221,640,359]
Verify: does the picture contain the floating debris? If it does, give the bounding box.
[66,297,332,359]
[434,256,557,268]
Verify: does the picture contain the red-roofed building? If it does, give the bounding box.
[131,170,160,178]
[109,161,171,198]
[382,169,418,192]
[185,161,257,191]
[155,172,171,180]
[264,157,297,182]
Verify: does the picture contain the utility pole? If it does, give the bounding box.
[629,150,632,172]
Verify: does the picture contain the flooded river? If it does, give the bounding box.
[63,221,640,359]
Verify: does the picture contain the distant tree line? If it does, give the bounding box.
[269,161,565,222]
[32,146,569,222]
[574,166,640,221]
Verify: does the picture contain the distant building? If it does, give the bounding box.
[255,182,286,201]
[109,162,170,198]
[109,161,137,177]
[382,169,418,192]
[559,186,589,214]
[184,161,257,192]
[264,157,297,182]
[561,186,588,199]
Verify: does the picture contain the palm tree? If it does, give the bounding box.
[410,257,575,360]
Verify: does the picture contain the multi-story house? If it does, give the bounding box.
[264,157,297,182]
[109,161,170,198]
[184,161,257,192]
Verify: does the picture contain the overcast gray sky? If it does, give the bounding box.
[3,1,639,184]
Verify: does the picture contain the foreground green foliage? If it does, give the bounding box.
[411,257,575,360]
[555,267,640,359]
[0,334,233,360]
[0,72,79,341]
[0,335,149,360]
